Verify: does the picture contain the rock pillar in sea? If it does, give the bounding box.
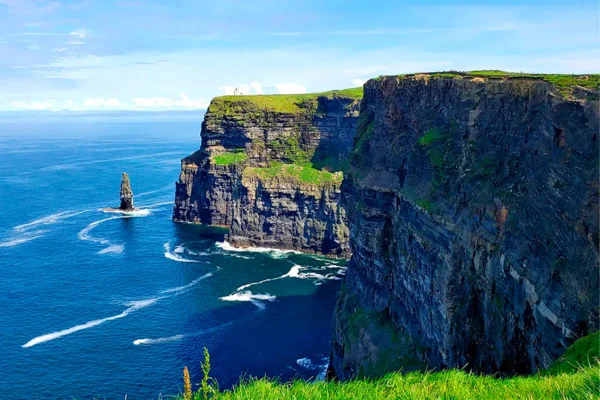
[119,172,134,210]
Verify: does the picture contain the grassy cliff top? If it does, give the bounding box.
[378,70,600,95]
[243,162,343,185]
[209,87,362,115]
[177,331,599,400]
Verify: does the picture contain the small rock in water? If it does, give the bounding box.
[119,172,134,210]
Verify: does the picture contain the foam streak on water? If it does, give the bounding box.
[78,211,150,254]
[22,272,214,348]
[0,210,89,248]
[132,319,240,346]
[22,298,159,348]
[14,210,89,232]
[163,242,202,263]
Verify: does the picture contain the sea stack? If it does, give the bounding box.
[119,172,134,211]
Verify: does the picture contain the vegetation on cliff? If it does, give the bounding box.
[208,87,362,117]
[212,150,248,165]
[380,71,600,98]
[244,162,343,185]
[177,332,599,400]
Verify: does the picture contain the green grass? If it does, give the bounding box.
[391,71,600,98]
[212,150,248,165]
[417,128,444,146]
[468,70,600,92]
[244,162,343,185]
[544,331,599,375]
[175,332,599,400]
[270,135,313,164]
[210,87,363,116]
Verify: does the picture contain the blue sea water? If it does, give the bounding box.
[0,120,344,399]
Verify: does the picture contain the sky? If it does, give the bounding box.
[0,0,598,111]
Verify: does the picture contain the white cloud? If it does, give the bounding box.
[66,41,85,45]
[275,83,307,94]
[217,81,263,95]
[54,47,68,52]
[83,97,123,107]
[351,78,366,87]
[172,94,210,109]
[249,81,263,95]
[133,94,209,109]
[69,29,91,39]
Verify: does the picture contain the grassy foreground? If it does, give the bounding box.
[177,332,599,400]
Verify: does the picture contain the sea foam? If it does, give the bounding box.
[163,242,202,263]
[220,291,276,310]
[23,272,214,348]
[216,241,302,259]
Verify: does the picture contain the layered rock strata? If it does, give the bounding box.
[329,73,600,379]
[173,89,362,257]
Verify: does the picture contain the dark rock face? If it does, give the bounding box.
[173,92,360,257]
[119,172,134,210]
[330,76,599,379]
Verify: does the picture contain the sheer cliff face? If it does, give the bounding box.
[173,91,360,257]
[330,75,599,379]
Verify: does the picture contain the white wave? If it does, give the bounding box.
[132,319,239,346]
[159,272,213,294]
[122,298,161,309]
[24,272,214,348]
[236,264,345,292]
[0,230,48,248]
[79,212,149,254]
[174,245,184,254]
[163,242,201,263]
[133,335,184,345]
[296,357,315,369]
[237,272,288,291]
[98,244,124,254]
[228,254,253,260]
[13,210,88,232]
[100,208,151,216]
[216,241,301,259]
[220,291,276,310]
[22,297,159,348]
[296,357,329,381]
[186,249,210,256]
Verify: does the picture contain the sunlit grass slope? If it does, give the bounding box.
[178,331,599,400]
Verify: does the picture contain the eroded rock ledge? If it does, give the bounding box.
[173,89,362,258]
[329,73,599,379]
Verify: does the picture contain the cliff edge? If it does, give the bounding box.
[330,72,599,379]
[173,88,362,257]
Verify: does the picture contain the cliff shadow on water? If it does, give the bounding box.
[171,279,342,389]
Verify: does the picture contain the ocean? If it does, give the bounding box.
[0,119,344,399]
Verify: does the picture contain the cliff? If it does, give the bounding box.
[329,72,600,379]
[173,88,362,257]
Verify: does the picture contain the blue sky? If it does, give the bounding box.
[0,0,598,111]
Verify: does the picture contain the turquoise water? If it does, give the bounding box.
[0,121,344,399]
